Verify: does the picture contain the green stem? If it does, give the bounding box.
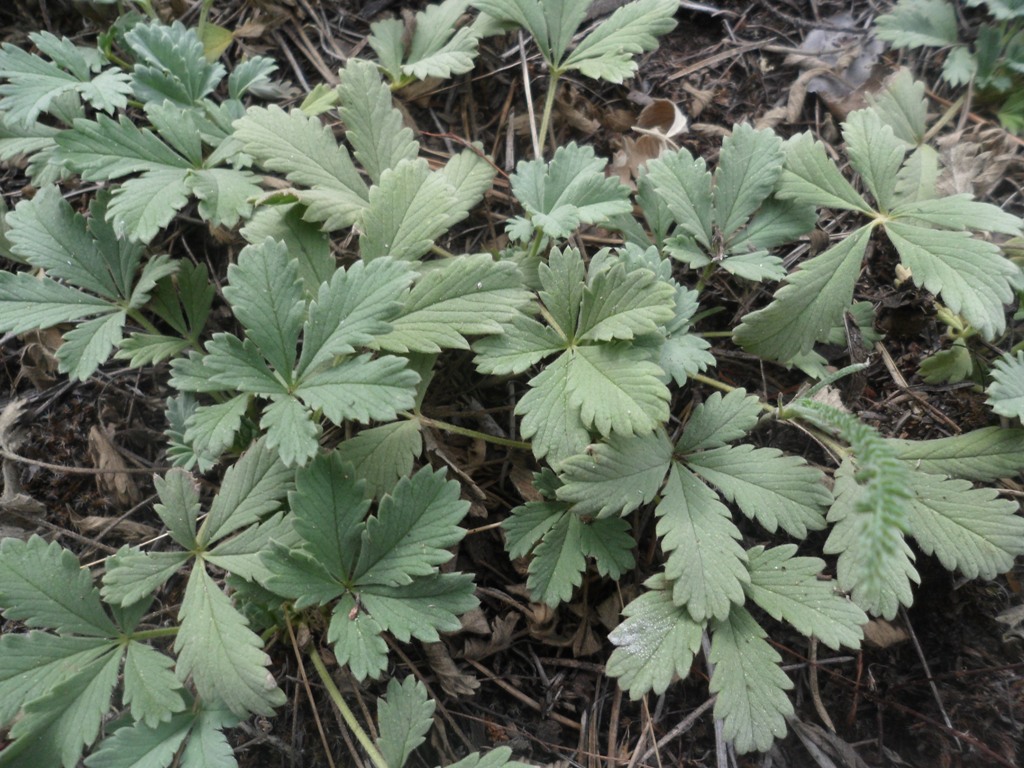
[129,626,180,641]
[414,414,532,450]
[308,646,389,768]
[537,70,561,157]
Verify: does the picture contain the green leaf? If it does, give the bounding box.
[117,333,191,367]
[657,465,748,620]
[0,649,121,768]
[262,545,346,609]
[376,255,532,353]
[472,0,590,68]
[203,334,287,394]
[905,471,1024,579]
[444,746,529,768]
[56,114,190,179]
[383,0,480,82]
[178,705,239,768]
[0,632,112,726]
[175,567,285,717]
[509,142,631,239]
[0,37,130,126]
[727,197,819,253]
[183,393,250,460]
[675,389,761,452]
[875,0,959,48]
[686,444,830,537]
[578,516,636,578]
[561,0,678,83]
[123,642,187,728]
[439,145,496,227]
[557,430,672,518]
[988,352,1024,421]
[84,712,194,768]
[646,147,713,246]
[577,264,676,342]
[885,220,1018,340]
[290,451,371,580]
[298,258,412,374]
[567,344,669,435]
[843,109,906,211]
[0,271,111,333]
[261,395,320,468]
[58,310,125,381]
[233,105,369,230]
[606,575,703,697]
[241,204,333,294]
[338,58,419,185]
[356,467,469,586]
[200,438,292,545]
[360,573,477,641]
[377,677,435,768]
[186,168,261,229]
[102,550,191,607]
[891,426,1024,481]
[205,512,300,582]
[0,536,117,637]
[870,68,930,147]
[516,353,590,466]
[108,168,192,242]
[709,606,794,754]
[328,595,389,680]
[296,354,419,425]
[225,238,305,379]
[359,159,459,262]
[335,420,424,499]
[744,545,866,650]
[714,123,785,237]
[892,195,1023,236]
[126,21,225,106]
[918,340,974,384]
[538,245,585,339]
[776,132,871,213]
[153,468,201,548]
[503,500,566,560]
[472,312,566,375]
[734,224,873,362]
[526,511,585,607]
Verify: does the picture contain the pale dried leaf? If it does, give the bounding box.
[861,618,909,649]
[423,641,479,697]
[463,612,520,660]
[88,424,141,505]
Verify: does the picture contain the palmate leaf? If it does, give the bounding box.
[578,516,636,578]
[122,642,187,728]
[509,142,631,239]
[843,108,906,212]
[472,0,591,68]
[472,312,567,375]
[296,353,419,424]
[175,566,285,717]
[102,550,191,608]
[444,747,531,768]
[261,394,320,468]
[262,545,346,610]
[539,245,586,339]
[525,511,586,607]
[0,34,131,126]
[776,132,871,213]
[686,444,830,537]
[516,353,590,466]
[372,0,481,84]
[57,310,126,381]
[874,0,959,49]
[108,167,191,243]
[744,545,866,650]
[557,430,673,518]
[241,203,333,294]
[153,468,201,548]
[182,392,250,459]
[658,465,748,621]
[205,512,301,582]
[375,254,532,353]
[709,606,794,754]
[884,220,1019,340]
[56,114,190,179]
[337,58,418,185]
[233,104,369,230]
[646,147,713,246]
[987,352,1024,421]
[376,677,435,768]
[607,575,703,698]
[567,344,670,435]
[0,536,117,637]
[733,224,873,362]
[355,467,470,586]
[186,168,262,229]
[125,21,225,106]
[561,0,678,82]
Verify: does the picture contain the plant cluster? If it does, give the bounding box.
[0,1,1023,765]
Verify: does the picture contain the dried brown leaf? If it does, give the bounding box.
[88,424,141,506]
[423,642,479,697]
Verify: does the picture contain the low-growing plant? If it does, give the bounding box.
[876,0,1024,131]
[1,3,1023,766]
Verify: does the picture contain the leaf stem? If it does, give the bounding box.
[537,71,561,157]
[308,645,389,768]
[414,414,532,450]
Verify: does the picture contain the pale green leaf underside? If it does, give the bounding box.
[607,576,703,698]
[714,123,784,237]
[890,426,1024,481]
[377,677,435,768]
[517,353,590,467]
[777,132,871,213]
[987,352,1024,422]
[675,388,761,453]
